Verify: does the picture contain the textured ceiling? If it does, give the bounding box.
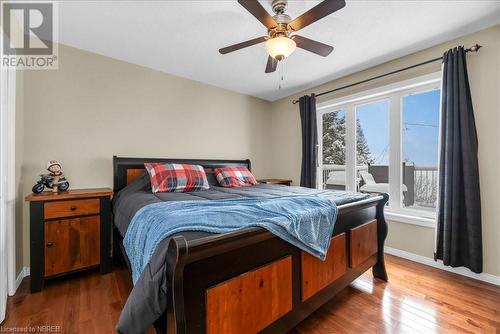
[53,0,500,101]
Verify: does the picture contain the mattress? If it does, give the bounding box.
[113,172,370,237]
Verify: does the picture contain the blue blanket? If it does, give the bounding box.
[124,195,338,283]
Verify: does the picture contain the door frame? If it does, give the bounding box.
[0,52,17,322]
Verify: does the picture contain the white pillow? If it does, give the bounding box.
[326,171,346,185]
[360,172,376,185]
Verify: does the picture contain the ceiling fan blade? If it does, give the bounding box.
[288,0,346,32]
[238,0,277,29]
[219,36,268,54]
[265,56,278,73]
[292,35,334,57]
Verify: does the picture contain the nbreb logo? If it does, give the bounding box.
[1,1,58,69]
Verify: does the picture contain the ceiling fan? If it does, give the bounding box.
[219,0,346,73]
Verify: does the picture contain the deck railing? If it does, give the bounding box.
[321,164,438,208]
[320,165,369,187]
[413,166,438,207]
[321,164,342,185]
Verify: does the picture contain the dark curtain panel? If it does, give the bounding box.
[299,94,317,188]
[435,46,482,273]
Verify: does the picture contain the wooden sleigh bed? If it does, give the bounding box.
[112,156,389,334]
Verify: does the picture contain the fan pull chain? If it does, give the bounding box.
[278,62,282,90]
[278,59,285,90]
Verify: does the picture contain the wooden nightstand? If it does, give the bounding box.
[25,188,113,293]
[258,179,293,186]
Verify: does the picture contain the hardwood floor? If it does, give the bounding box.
[292,256,500,334]
[1,261,139,334]
[2,254,499,333]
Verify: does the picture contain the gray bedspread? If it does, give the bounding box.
[114,173,369,334]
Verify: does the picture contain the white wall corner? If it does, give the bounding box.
[11,267,29,296]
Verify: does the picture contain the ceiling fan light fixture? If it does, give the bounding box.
[265,36,296,61]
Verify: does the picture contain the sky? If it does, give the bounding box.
[356,89,440,166]
[356,100,390,164]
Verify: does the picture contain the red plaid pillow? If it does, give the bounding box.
[214,166,257,188]
[144,163,209,193]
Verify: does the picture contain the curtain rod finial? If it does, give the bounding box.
[469,44,482,52]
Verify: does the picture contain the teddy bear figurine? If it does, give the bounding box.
[32,160,70,194]
[47,160,65,192]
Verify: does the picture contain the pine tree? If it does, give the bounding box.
[322,111,346,164]
[356,118,374,165]
[322,113,372,164]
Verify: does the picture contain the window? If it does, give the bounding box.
[317,73,441,220]
[321,109,347,190]
[356,100,390,194]
[402,90,440,213]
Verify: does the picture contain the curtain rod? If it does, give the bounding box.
[291,44,482,104]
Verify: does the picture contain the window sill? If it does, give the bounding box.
[385,211,436,228]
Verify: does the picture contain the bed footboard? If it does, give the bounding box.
[162,194,389,334]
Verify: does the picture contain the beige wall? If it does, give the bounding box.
[269,25,500,276]
[16,26,500,278]
[18,44,272,268]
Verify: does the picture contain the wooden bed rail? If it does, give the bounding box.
[174,195,385,261]
[166,236,188,334]
[164,194,386,266]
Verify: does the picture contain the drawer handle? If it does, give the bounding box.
[46,242,55,248]
[70,206,77,211]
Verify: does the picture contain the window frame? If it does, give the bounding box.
[317,72,441,225]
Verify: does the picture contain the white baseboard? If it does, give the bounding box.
[10,267,30,296]
[385,246,500,286]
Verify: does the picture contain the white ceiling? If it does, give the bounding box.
[54,0,500,101]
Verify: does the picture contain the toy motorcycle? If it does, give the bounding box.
[32,174,70,193]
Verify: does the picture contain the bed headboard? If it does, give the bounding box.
[113,156,251,194]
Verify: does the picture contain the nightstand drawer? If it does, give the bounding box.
[258,179,292,186]
[44,198,100,219]
[44,216,100,276]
